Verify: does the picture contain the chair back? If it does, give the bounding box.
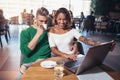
[0,23,8,47]
[20,53,25,66]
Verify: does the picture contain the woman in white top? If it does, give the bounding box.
[48,7,114,60]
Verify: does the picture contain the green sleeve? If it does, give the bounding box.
[20,29,32,57]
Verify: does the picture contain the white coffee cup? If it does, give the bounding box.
[42,24,47,30]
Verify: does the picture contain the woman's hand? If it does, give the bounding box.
[110,40,116,51]
[63,54,77,61]
[64,42,79,60]
[101,40,116,52]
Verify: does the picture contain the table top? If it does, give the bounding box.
[22,57,78,80]
[22,57,120,80]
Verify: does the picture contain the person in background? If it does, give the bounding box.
[0,9,8,29]
[29,9,34,26]
[84,11,95,33]
[79,12,85,28]
[69,10,75,28]
[80,12,85,22]
[16,7,51,80]
[49,10,56,19]
[0,9,4,21]
[0,9,10,37]
[21,9,28,24]
[48,10,57,27]
[48,7,115,60]
[0,9,5,30]
[86,11,95,25]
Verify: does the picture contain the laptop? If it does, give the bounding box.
[64,41,112,75]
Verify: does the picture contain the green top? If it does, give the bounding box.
[20,26,51,65]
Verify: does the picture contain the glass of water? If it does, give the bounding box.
[54,60,64,78]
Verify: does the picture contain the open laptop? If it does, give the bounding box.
[64,41,113,75]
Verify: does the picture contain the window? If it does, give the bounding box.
[0,0,91,22]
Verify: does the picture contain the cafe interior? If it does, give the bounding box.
[0,0,120,80]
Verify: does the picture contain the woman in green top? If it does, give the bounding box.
[16,7,51,80]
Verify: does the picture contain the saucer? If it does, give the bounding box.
[40,60,57,68]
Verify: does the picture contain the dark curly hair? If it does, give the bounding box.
[52,7,71,26]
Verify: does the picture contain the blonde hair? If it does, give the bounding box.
[36,7,49,18]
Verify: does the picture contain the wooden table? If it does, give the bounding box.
[22,57,120,80]
[22,57,78,80]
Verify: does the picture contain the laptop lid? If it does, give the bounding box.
[65,41,112,75]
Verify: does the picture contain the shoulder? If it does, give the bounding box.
[48,26,55,33]
[21,28,28,36]
[71,28,78,32]
[21,27,32,35]
[71,28,82,35]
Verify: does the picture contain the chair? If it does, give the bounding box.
[77,42,84,55]
[100,21,108,33]
[0,30,8,47]
[20,53,25,66]
[73,38,84,55]
[0,24,9,47]
[74,18,80,28]
[5,25,11,38]
[95,21,108,34]
[4,20,11,38]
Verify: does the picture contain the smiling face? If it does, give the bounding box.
[53,8,71,29]
[56,13,67,29]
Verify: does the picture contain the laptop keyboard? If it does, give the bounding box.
[64,57,84,68]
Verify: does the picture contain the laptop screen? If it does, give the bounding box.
[65,41,112,75]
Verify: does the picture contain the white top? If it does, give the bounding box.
[48,29,82,54]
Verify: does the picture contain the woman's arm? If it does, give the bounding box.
[79,36,101,46]
[79,36,115,52]
[51,47,68,58]
[51,47,77,60]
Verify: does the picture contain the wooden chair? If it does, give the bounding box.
[0,30,8,47]
[0,24,9,47]
[5,24,11,38]
[74,18,80,28]
[100,21,108,33]
[20,53,25,66]
[95,21,108,33]
[73,38,84,55]
[5,19,11,38]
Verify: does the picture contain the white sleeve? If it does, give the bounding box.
[48,33,56,47]
[73,29,82,39]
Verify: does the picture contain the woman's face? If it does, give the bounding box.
[56,13,67,28]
